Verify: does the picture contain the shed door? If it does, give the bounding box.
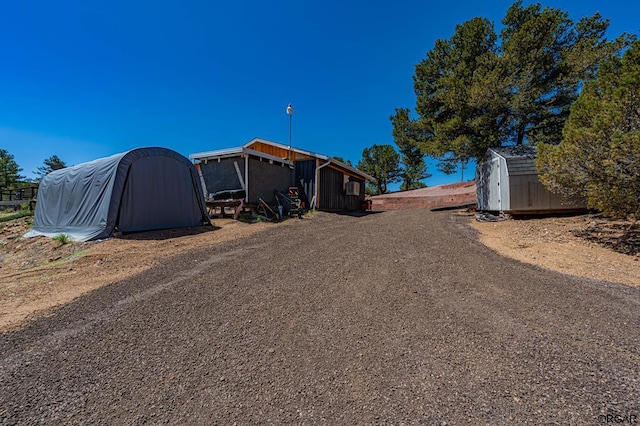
[487,157,502,211]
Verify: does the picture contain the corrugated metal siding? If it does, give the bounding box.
[294,160,316,207]
[319,167,364,211]
[320,167,344,210]
[346,178,365,210]
[508,175,585,212]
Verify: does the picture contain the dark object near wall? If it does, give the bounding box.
[211,189,246,200]
[199,157,290,205]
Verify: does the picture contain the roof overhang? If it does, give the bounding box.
[326,159,374,181]
[190,146,293,165]
[244,137,328,160]
[190,137,374,181]
[244,138,374,181]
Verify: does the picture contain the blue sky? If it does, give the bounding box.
[1,0,637,189]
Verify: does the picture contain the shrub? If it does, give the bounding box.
[52,234,72,245]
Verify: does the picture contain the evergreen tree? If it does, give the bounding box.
[413,17,501,163]
[390,108,430,190]
[331,156,353,167]
[395,1,633,169]
[0,149,25,191]
[486,2,628,146]
[34,155,66,182]
[537,41,640,219]
[357,144,402,195]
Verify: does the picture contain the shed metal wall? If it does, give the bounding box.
[346,178,366,211]
[319,166,364,211]
[294,160,316,207]
[507,175,584,212]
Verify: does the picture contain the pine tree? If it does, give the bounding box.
[394,1,633,170]
[390,108,430,190]
[357,145,402,195]
[537,41,640,219]
[0,149,25,191]
[34,155,67,182]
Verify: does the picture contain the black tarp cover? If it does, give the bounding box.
[25,147,209,241]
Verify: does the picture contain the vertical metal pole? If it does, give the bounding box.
[288,113,292,161]
[289,111,294,185]
[286,103,294,185]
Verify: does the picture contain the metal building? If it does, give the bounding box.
[476,145,586,214]
[190,138,373,211]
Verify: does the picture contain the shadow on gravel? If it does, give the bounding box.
[117,224,219,241]
[507,212,640,256]
[574,221,640,256]
[510,211,591,220]
[322,210,384,218]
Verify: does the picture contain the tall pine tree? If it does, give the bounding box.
[394,1,633,171]
[391,108,430,190]
[0,149,24,192]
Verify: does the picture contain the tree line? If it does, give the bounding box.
[367,0,639,218]
[0,151,66,193]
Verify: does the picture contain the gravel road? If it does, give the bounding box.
[1,210,639,425]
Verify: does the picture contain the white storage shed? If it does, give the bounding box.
[476,145,585,214]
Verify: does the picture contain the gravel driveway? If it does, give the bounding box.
[1,210,639,424]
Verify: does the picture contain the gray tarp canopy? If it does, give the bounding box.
[25,147,209,242]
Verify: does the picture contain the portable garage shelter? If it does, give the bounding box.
[476,145,585,214]
[25,147,209,242]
